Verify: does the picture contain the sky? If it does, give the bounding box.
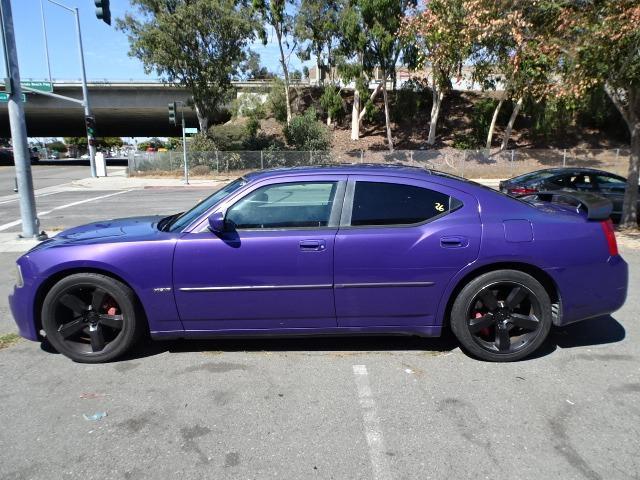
[4,0,310,83]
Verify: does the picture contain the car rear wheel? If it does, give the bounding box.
[42,273,141,363]
[450,270,552,362]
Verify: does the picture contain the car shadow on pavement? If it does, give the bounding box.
[117,329,462,362]
[532,314,626,359]
[39,315,625,362]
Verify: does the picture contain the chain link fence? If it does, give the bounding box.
[128,148,631,179]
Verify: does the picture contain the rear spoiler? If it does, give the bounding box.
[519,190,613,221]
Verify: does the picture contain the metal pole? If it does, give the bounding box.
[260,150,264,169]
[39,0,52,83]
[1,0,40,238]
[563,149,566,167]
[510,149,515,177]
[74,7,96,178]
[182,108,188,185]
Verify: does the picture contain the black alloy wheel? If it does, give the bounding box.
[42,273,141,363]
[451,270,552,362]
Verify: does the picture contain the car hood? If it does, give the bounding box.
[29,216,167,252]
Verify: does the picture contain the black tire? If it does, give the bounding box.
[450,270,552,362]
[42,273,141,363]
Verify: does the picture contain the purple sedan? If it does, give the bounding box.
[9,165,628,362]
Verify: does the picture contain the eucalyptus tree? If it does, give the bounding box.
[339,0,415,149]
[402,0,471,146]
[118,0,258,132]
[253,0,296,124]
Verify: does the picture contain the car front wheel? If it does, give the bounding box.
[450,270,552,362]
[42,273,141,363]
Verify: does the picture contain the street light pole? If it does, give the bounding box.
[45,0,96,178]
[0,0,40,238]
[74,7,96,178]
[39,0,52,83]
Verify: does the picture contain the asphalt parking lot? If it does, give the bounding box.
[0,174,638,480]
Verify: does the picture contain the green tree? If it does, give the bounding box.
[339,0,415,149]
[402,0,471,146]
[253,0,295,124]
[464,0,554,150]
[294,0,340,85]
[547,0,640,228]
[118,0,257,132]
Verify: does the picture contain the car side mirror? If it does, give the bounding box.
[208,211,227,233]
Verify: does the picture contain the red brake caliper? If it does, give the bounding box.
[475,312,491,337]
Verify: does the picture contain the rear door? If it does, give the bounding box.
[334,176,481,327]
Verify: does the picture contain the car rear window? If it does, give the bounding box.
[350,181,458,226]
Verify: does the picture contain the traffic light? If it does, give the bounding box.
[168,102,177,125]
[95,0,111,26]
[85,116,96,138]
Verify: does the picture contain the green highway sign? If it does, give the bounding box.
[20,81,53,92]
[0,81,53,93]
[0,93,26,102]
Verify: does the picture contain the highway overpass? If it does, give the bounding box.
[0,80,273,137]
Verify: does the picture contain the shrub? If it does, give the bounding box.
[245,117,261,138]
[188,132,217,152]
[190,164,211,176]
[267,78,288,124]
[208,124,251,150]
[319,86,344,124]
[470,98,499,147]
[283,108,331,151]
[232,93,266,119]
[392,78,429,123]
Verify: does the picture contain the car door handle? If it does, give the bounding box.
[440,236,468,248]
[299,240,326,251]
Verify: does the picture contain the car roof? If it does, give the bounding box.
[524,167,621,176]
[243,163,437,181]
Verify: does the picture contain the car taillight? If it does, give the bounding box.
[600,219,618,256]
[508,187,538,195]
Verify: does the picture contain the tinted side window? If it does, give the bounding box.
[350,181,455,226]
[595,175,626,191]
[227,182,337,229]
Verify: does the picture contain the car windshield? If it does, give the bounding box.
[162,178,246,232]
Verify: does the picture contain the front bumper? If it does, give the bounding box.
[8,285,39,341]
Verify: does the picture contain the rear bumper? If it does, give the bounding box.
[548,255,628,326]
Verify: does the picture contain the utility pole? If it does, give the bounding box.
[1,0,40,238]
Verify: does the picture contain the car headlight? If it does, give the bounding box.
[15,264,24,288]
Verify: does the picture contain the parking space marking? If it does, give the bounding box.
[0,190,133,232]
[0,191,61,206]
[353,364,392,480]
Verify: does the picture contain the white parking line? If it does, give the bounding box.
[0,191,61,206]
[352,364,392,480]
[0,190,132,232]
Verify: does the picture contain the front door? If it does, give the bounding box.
[334,177,481,327]
[173,177,345,332]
